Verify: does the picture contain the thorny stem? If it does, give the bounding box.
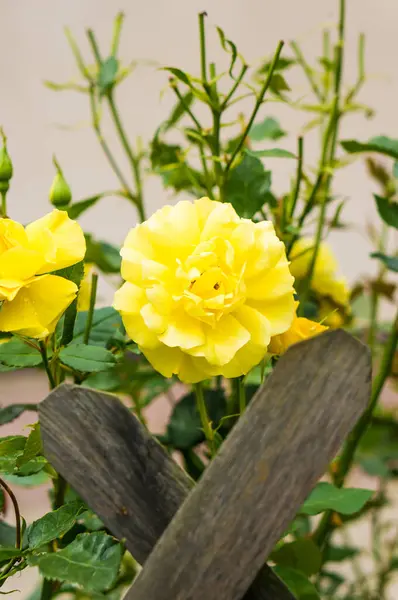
[83,272,98,345]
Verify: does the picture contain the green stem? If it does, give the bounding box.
[313,309,398,548]
[54,475,67,510]
[1,191,6,218]
[83,272,98,345]
[130,390,147,427]
[238,377,246,414]
[290,40,323,101]
[212,109,224,195]
[89,86,136,204]
[198,12,208,84]
[289,137,304,219]
[39,342,56,390]
[224,40,285,177]
[221,63,249,110]
[194,383,215,457]
[111,12,125,57]
[107,92,146,221]
[40,578,54,600]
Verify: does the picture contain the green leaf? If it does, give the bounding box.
[0,435,26,460]
[301,482,373,516]
[67,194,108,220]
[98,57,119,94]
[0,404,37,425]
[163,67,191,86]
[27,501,84,549]
[0,521,17,547]
[73,307,122,346]
[2,471,50,487]
[165,92,194,131]
[270,539,321,577]
[371,252,398,272]
[16,423,42,468]
[374,195,398,229]
[245,148,296,159]
[55,260,85,346]
[249,117,286,142]
[273,566,320,599]
[166,389,227,450]
[0,339,42,368]
[226,154,271,218]
[341,136,398,160]
[216,26,238,77]
[85,235,121,274]
[0,547,22,562]
[17,456,48,476]
[28,532,122,593]
[324,545,359,562]
[393,161,398,179]
[270,73,291,94]
[59,344,116,373]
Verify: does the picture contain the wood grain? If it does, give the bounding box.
[126,330,371,600]
[39,388,294,599]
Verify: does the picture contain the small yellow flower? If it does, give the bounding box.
[77,263,94,312]
[289,237,350,326]
[0,210,85,338]
[268,303,328,355]
[114,198,296,383]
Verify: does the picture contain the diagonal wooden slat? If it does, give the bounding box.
[40,394,293,597]
[124,330,371,600]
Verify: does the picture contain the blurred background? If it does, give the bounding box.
[1,0,398,596]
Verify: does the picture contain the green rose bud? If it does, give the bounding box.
[49,156,72,208]
[0,129,13,195]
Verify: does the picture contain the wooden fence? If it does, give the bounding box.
[39,329,371,600]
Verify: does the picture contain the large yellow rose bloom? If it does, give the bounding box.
[0,210,85,338]
[289,237,350,324]
[114,198,296,383]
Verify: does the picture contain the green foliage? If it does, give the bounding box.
[374,194,398,228]
[72,307,123,346]
[371,252,398,272]
[225,154,272,218]
[98,57,119,95]
[301,482,373,516]
[341,136,398,160]
[270,539,322,576]
[273,565,320,599]
[16,423,42,468]
[246,148,296,159]
[27,501,84,549]
[85,234,121,274]
[0,404,37,425]
[28,532,123,592]
[59,344,117,373]
[249,117,286,142]
[0,338,42,369]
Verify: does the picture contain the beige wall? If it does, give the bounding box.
[1,0,397,290]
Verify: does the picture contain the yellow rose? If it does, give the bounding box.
[77,263,94,312]
[269,303,328,355]
[114,198,296,383]
[289,237,350,324]
[0,210,86,338]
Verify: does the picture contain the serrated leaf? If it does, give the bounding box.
[72,307,122,346]
[249,117,286,142]
[371,252,398,272]
[300,482,373,516]
[374,195,398,229]
[3,471,50,487]
[98,57,119,94]
[17,456,48,476]
[270,539,321,577]
[341,136,398,160]
[28,532,122,593]
[27,501,85,549]
[245,148,296,159]
[0,436,26,459]
[0,404,37,425]
[59,344,116,373]
[165,92,193,131]
[0,522,17,547]
[0,339,42,368]
[17,423,42,467]
[226,153,271,218]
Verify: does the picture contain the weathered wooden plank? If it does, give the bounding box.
[39,388,294,599]
[126,330,371,600]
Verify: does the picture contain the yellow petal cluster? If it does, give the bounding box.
[0,210,86,338]
[269,303,328,355]
[289,237,350,325]
[114,198,296,383]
